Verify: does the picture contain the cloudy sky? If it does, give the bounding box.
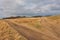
[0,0,60,18]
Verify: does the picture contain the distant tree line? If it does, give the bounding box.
[3,16,26,19]
[3,15,52,19]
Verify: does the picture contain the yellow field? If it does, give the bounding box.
[0,16,60,40]
[0,18,41,40]
[9,18,41,29]
[0,20,27,40]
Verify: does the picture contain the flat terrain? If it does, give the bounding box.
[0,16,60,40]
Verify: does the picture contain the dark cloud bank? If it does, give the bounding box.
[0,0,60,18]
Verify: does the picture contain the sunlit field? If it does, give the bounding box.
[0,17,41,40]
[0,16,60,40]
[9,18,41,29]
[0,20,27,40]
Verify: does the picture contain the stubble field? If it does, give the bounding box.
[0,16,60,40]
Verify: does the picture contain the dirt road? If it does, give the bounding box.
[5,20,59,40]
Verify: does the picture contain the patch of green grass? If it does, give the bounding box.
[34,22,41,28]
[25,21,41,29]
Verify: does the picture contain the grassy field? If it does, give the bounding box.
[9,18,41,28]
[47,15,60,20]
[0,20,27,40]
[0,17,41,40]
[0,15,60,40]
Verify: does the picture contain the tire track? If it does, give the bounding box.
[4,20,59,40]
[40,17,60,39]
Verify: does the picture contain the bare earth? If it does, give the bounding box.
[0,16,60,40]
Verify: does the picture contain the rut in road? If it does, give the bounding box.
[5,20,59,40]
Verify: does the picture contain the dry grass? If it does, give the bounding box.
[0,18,41,40]
[47,15,60,20]
[0,16,60,40]
[8,18,41,29]
[0,20,27,40]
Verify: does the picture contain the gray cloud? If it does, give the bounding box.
[0,0,60,18]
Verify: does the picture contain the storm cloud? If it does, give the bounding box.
[0,0,60,18]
